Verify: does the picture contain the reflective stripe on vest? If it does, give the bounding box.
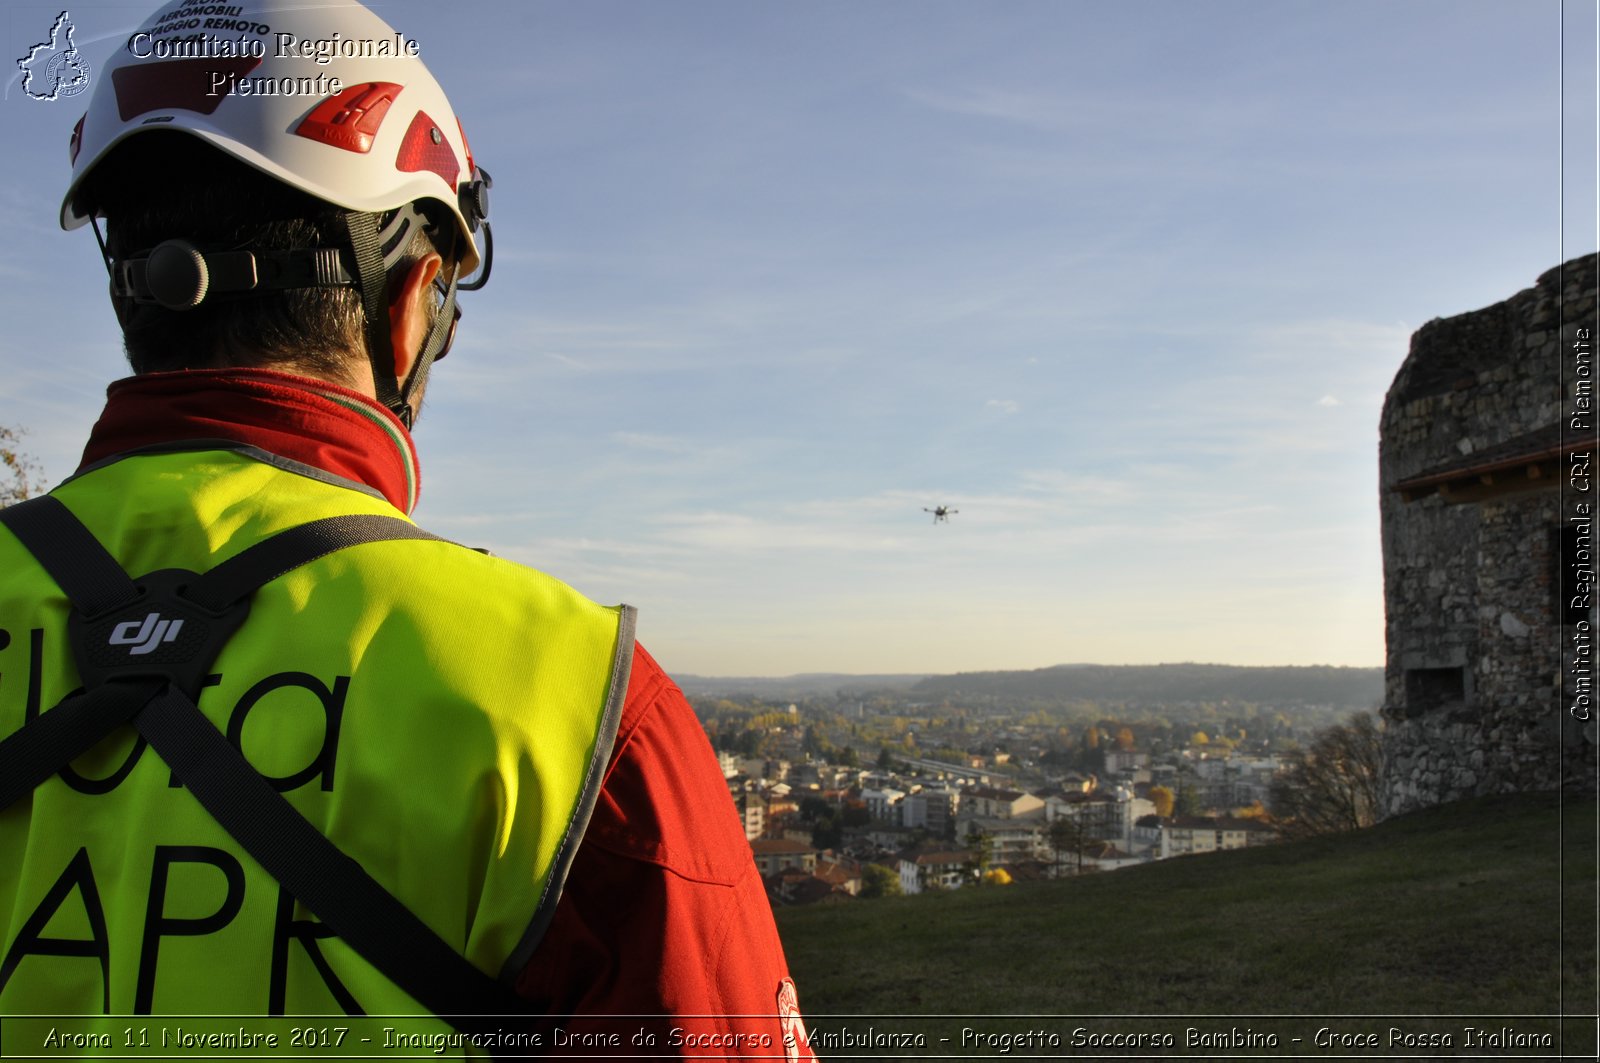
[0,449,631,1018]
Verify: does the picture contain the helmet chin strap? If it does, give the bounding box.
[343,206,437,428]
[342,210,405,422]
[397,269,459,424]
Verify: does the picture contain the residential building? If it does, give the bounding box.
[1157,815,1276,858]
[1045,790,1125,842]
[1077,841,1144,873]
[898,850,973,895]
[1103,749,1150,775]
[741,801,764,841]
[961,785,1044,820]
[814,857,862,897]
[956,815,1046,867]
[861,787,906,822]
[901,786,959,838]
[750,838,818,876]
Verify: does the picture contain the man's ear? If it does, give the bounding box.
[388,251,443,381]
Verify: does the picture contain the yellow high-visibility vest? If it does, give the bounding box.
[0,448,631,1020]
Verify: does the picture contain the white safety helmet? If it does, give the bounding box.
[62,0,492,423]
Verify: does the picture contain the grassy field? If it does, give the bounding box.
[776,792,1596,1056]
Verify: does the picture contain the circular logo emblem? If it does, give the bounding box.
[777,978,808,1062]
[45,51,93,98]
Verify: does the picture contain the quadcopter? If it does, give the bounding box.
[923,505,958,524]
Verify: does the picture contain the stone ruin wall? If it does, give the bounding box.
[1378,255,1598,818]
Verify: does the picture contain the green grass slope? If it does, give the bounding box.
[778,792,1595,1022]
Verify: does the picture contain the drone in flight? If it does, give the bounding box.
[923,505,959,524]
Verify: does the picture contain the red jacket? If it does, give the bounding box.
[76,368,815,1059]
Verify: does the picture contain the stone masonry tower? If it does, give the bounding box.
[1378,254,1599,818]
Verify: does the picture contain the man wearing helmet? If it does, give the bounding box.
[0,1,814,1055]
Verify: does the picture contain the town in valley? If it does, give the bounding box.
[679,663,1384,904]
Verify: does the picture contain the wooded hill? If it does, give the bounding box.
[911,662,1382,708]
[679,662,1383,709]
[675,673,928,699]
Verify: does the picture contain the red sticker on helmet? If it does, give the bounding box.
[295,81,403,154]
[111,57,262,121]
[394,109,458,189]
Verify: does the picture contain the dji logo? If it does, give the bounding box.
[109,612,183,656]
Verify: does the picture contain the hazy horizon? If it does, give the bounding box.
[676,659,1387,680]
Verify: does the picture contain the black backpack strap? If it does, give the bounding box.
[184,514,446,611]
[0,497,530,1025]
[0,680,164,812]
[130,681,529,1023]
[0,495,140,615]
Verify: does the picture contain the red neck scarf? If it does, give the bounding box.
[79,369,421,513]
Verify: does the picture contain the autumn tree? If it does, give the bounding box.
[1148,785,1176,819]
[1269,711,1383,839]
[1233,800,1270,820]
[1,425,42,506]
[860,863,901,899]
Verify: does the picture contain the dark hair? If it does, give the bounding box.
[85,131,439,378]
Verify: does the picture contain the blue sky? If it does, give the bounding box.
[3,1,1595,677]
